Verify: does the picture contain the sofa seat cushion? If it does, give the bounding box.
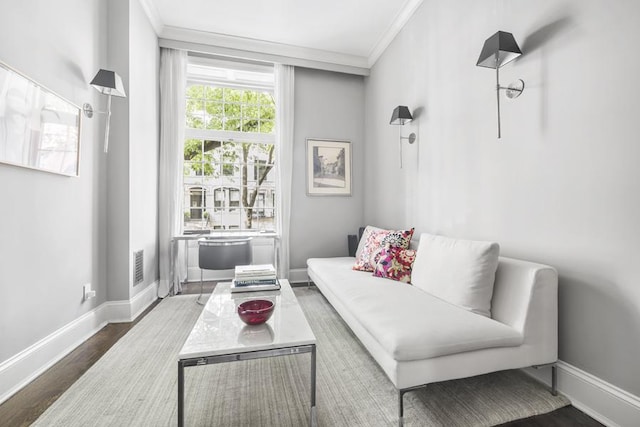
[308,257,523,362]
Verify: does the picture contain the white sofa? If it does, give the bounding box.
[307,232,558,425]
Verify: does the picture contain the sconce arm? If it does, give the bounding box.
[82,103,111,118]
[400,133,417,144]
[497,79,525,99]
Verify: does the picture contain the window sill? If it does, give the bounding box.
[180,230,279,239]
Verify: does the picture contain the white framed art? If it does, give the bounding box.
[306,138,351,196]
[0,60,81,177]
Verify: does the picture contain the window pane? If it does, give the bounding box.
[186,111,204,129]
[260,103,275,119]
[184,139,203,159]
[243,104,260,120]
[204,86,223,101]
[222,163,235,176]
[259,92,273,105]
[200,101,221,131]
[224,118,240,132]
[260,120,274,133]
[210,210,223,228]
[225,88,243,102]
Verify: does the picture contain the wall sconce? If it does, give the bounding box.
[389,105,416,168]
[83,69,126,153]
[476,31,524,139]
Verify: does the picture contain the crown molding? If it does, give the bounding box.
[159,26,370,76]
[142,1,423,75]
[137,0,164,35]
[367,0,424,68]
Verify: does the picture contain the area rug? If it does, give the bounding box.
[33,288,569,426]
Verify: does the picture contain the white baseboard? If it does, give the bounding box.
[524,361,640,427]
[0,304,110,405]
[0,281,159,405]
[288,268,309,284]
[106,281,159,323]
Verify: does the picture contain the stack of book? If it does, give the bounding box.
[231,264,280,293]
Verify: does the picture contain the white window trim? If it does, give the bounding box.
[185,128,275,145]
[183,62,278,234]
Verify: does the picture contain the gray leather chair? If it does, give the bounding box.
[197,237,252,304]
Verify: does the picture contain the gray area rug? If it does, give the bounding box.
[34,288,569,426]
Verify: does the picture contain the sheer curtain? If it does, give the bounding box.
[274,64,294,279]
[158,48,187,297]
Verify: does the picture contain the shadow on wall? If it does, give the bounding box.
[412,106,426,121]
[558,273,640,397]
[515,12,579,135]
[520,16,576,55]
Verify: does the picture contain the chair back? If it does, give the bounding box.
[198,237,252,270]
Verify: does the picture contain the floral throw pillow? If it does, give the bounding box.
[353,227,414,272]
[373,246,417,283]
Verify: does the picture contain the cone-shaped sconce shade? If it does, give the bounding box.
[90,69,126,97]
[476,31,522,69]
[389,105,413,125]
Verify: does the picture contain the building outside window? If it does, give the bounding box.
[183,59,276,232]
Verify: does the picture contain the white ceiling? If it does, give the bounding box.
[143,0,423,70]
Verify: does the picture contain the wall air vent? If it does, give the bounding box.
[134,250,144,285]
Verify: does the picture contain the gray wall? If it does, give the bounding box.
[365,0,640,396]
[106,0,131,301]
[106,0,160,301]
[0,0,159,366]
[129,0,160,296]
[0,0,107,361]
[289,68,365,268]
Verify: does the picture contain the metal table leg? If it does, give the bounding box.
[178,361,185,427]
[178,345,316,426]
[310,344,317,426]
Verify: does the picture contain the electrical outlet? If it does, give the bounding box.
[83,283,96,301]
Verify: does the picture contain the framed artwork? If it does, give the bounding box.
[0,60,81,177]
[306,138,351,196]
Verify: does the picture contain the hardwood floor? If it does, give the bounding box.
[0,301,159,427]
[0,281,604,427]
[498,406,604,427]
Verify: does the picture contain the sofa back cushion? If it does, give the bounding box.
[411,233,500,317]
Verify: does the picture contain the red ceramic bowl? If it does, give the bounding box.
[237,299,275,325]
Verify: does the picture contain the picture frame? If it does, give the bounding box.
[306,138,351,196]
[0,60,81,177]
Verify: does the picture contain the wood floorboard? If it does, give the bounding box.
[0,281,604,427]
[497,405,604,427]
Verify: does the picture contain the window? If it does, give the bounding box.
[188,187,205,220]
[183,59,276,232]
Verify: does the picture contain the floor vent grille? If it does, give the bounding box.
[134,250,144,285]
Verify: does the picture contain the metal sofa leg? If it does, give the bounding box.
[398,389,405,427]
[533,362,558,396]
[397,385,424,426]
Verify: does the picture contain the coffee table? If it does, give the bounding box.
[177,279,317,426]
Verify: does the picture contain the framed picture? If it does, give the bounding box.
[306,138,351,196]
[0,60,81,177]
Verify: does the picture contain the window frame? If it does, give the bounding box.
[183,60,277,234]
